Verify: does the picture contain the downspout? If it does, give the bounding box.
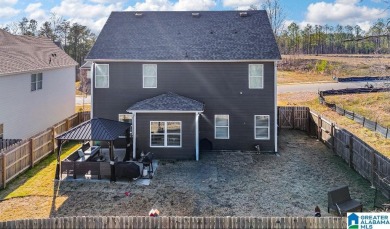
[195,112,200,161]
[90,62,94,119]
[132,112,137,160]
[274,61,278,153]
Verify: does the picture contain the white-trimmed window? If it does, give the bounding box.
[255,115,270,140]
[249,64,264,89]
[143,64,157,88]
[215,115,229,139]
[95,64,109,88]
[31,73,42,91]
[150,121,181,147]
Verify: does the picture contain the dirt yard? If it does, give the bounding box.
[0,131,376,220]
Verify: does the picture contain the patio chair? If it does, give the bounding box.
[328,185,363,216]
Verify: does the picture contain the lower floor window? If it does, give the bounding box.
[215,115,229,139]
[255,115,270,139]
[150,121,181,147]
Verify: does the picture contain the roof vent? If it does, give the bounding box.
[192,12,200,18]
[239,12,248,17]
[135,12,143,17]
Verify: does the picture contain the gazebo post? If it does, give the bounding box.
[109,141,116,182]
[55,139,62,180]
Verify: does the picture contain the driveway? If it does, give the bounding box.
[278,81,390,93]
[0,130,374,220]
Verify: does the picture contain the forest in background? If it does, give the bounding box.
[1,0,389,64]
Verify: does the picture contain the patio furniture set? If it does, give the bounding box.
[61,142,154,181]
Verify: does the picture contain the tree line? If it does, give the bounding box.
[1,14,96,65]
[278,19,390,55]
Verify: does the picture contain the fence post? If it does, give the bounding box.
[331,123,335,153]
[66,118,71,130]
[52,127,57,152]
[307,108,311,135]
[363,117,366,127]
[349,134,354,169]
[370,151,376,187]
[375,120,378,131]
[30,138,34,168]
[352,112,355,120]
[292,107,295,129]
[2,153,6,188]
[317,116,322,141]
[386,127,389,139]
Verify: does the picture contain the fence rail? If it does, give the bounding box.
[319,90,390,139]
[0,112,90,188]
[278,107,390,199]
[0,216,346,229]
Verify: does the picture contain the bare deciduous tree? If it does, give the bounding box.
[262,0,286,36]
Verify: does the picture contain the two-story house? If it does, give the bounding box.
[0,29,77,140]
[85,11,281,160]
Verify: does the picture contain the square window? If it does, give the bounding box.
[95,64,109,88]
[249,64,264,89]
[215,115,229,139]
[143,64,157,88]
[150,121,181,147]
[255,115,270,139]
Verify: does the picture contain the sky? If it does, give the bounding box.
[0,0,388,34]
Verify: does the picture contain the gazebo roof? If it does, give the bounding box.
[56,118,131,141]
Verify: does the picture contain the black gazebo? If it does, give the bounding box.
[55,118,131,181]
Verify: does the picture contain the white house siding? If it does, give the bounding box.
[0,67,75,139]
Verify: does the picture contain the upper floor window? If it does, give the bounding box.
[255,115,270,140]
[31,73,42,91]
[215,115,229,139]
[150,121,181,147]
[95,64,109,88]
[249,64,264,89]
[143,64,157,88]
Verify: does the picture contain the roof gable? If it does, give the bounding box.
[0,29,78,76]
[86,11,281,61]
[127,92,204,112]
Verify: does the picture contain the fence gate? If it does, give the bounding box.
[278,107,294,129]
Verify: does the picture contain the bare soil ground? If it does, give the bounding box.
[0,131,375,221]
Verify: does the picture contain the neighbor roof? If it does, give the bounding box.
[56,118,131,141]
[127,92,204,112]
[86,11,281,61]
[0,29,78,76]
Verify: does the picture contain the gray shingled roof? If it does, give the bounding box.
[86,11,281,61]
[127,92,204,112]
[0,29,78,76]
[56,118,131,141]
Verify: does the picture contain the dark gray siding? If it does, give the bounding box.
[93,62,276,153]
[136,113,195,160]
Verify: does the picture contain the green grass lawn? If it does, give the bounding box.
[0,142,80,200]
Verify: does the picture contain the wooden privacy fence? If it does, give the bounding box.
[0,112,90,188]
[277,106,390,199]
[319,89,390,139]
[0,216,346,229]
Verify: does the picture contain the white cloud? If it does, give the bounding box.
[222,0,261,10]
[25,3,47,22]
[0,0,17,6]
[126,0,216,11]
[305,0,387,27]
[51,0,122,19]
[0,7,20,19]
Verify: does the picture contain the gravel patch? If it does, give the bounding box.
[1,130,376,218]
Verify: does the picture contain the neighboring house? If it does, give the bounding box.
[85,11,281,160]
[0,29,78,139]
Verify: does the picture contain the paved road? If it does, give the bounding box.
[277,81,388,94]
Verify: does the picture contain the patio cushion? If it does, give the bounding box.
[78,150,85,158]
